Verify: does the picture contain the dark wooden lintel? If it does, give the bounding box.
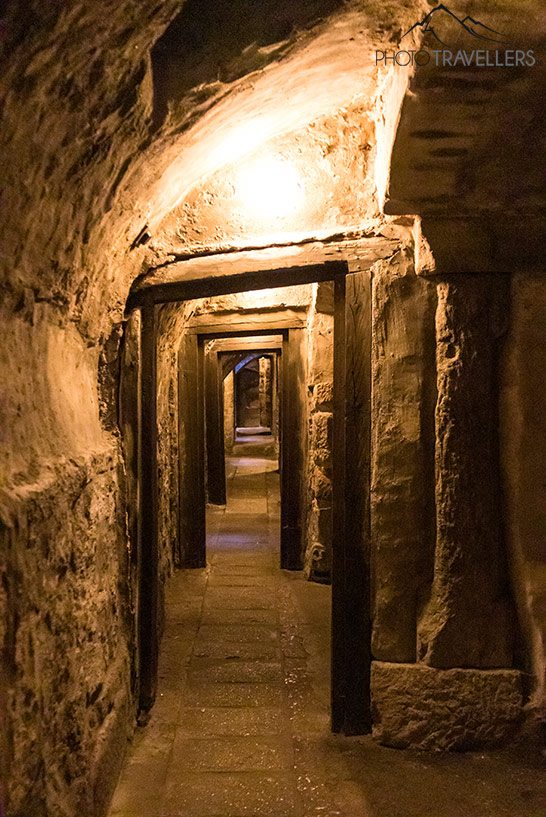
[189,320,302,334]
[214,340,282,353]
[128,261,348,309]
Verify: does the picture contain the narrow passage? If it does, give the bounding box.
[109,435,337,816]
[108,438,546,817]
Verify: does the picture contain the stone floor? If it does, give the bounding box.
[108,438,546,817]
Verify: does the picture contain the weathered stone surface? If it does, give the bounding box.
[311,469,332,506]
[500,271,546,725]
[312,381,333,410]
[223,370,235,453]
[418,276,514,669]
[259,356,273,428]
[371,250,437,663]
[1,453,133,817]
[315,281,334,315]
[371,661,523,751]
[310,412,332,468]
[387,4,546,221]
[157,344,179,576]
[303,296,333,583]
[303,541,332,584]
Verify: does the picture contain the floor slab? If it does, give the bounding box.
[108,443,546,817]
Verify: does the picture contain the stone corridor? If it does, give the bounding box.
[108,438,546,817]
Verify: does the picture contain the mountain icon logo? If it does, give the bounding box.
[401,3,511,47]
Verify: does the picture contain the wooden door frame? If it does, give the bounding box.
[178,333,206,567]
[280,327,304,570]
[204,347,226,506]
[132,260,372,735]
[182,328,291,568]
[204,336,283,506]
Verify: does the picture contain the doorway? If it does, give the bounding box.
[127,260,372,736]
[179,326,304,573]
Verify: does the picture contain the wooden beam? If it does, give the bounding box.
[128,235,398,302]
[138,301,159,713]
[178,334,206,567]
[214,339,282,353]
[332,276,347,733]
[193,328,295,341]
[188,309,305,334]
[280,328,304,570]
[331,273,373,734]
[128,261,348,308]
[190,320,303,334]
[345,272,373,733]
[119,310,141,698]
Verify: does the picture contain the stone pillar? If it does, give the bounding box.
[303,282,334,582]
[371,251,437,662]
[371,270,523,751]
[258,355,272,428]
[223,370,235,453]
[418,275,514,669]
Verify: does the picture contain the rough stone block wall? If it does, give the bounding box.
[1,454,133,817]
[418,275,514,670]
[371,662,523,751]
[371,249,437,662]
[223,370,235,453]
[500,271,546,729]
[303,283,334,582]
[0,299,137,815]
[157,344,180,575]
[155,302,197,571]
[258,356,273,428]
[0,6,180,809]
[369,252,525,748]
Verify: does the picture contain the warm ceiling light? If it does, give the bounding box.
[234,157,304,220]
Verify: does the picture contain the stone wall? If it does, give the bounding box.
[418,276,514,670]
[1,455,133,816]
[0,302,134,816]
[367,238,526,749]
[155,301,197,570]
[500,272,546,730]
[369,258,529,750]
[370,249,437,663]
[0,6,178,813]
[157,311,182,573]
[223,370,235,454]
[258,356,273,429]
[303,282,334,582]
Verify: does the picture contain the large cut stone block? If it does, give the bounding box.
[418,276,514,669]
[371,254,437,663]
[371,661,522,751]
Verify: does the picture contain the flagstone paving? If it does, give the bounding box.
[108,438,546,817]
